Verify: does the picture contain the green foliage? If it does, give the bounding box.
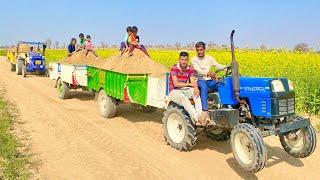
[0,93,30,179]
[0,49,7,56]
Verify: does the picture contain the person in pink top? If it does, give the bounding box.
[84,35,98,57]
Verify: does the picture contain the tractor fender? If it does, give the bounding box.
[164,100,196,125]
[54,77,61,88]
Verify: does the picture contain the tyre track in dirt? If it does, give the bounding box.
[0,57,319,179]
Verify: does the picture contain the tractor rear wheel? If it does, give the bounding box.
[45,70,49,77]
[231,123,267,173]
[10,63,16,71]
[280,124,317,158]
[16,62,22,75]
[22,65,27,78]
[98,89,116,118]
[162,104,197,151]
[206,128,231,141]
[57,79,69,100]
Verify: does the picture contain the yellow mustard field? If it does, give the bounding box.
[45,49,320,115]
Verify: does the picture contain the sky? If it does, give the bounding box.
[1,0,320,49]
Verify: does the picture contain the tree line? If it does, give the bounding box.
[0,39,316,52]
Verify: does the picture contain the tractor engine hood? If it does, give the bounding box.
[218,77,295,118]
[218,77,295,104]
[30,55,44,60]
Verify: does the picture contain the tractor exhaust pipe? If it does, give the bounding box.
[230,30,241,103]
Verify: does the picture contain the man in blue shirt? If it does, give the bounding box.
[67,38,77,56]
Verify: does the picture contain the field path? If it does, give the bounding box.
[0,57,319,179]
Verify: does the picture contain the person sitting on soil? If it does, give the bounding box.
[78,33,86,50]
[83,35,98,57]
[127,26,150,57]
[120,26,131,55]
[131,26,149,55]
[168,51,206,126]
[191,42,227,123]
[67,38,77,57]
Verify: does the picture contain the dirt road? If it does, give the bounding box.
[0,57,319,179]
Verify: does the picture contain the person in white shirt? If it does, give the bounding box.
[191,42,227,122]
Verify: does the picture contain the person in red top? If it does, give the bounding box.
[127,26,150,57]
[169,51,206,126]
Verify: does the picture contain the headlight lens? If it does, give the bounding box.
[288,80,294,90]
[271,80,285,92]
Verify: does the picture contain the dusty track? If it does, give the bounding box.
[0,57,319,179]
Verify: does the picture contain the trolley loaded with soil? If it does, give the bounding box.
[49,49,169,115]
[48,31,317,173]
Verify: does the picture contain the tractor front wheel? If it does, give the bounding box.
[162,104,197,151]
[280,124,317,158]
[16,62,22,75]
[10,63,16,71]
[231,123,267,173]
[57,79,69,100]
[22,65,27,77]
[98,89,116,118]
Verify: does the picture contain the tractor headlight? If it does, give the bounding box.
[271,79,285,92]
[288,80,294,91]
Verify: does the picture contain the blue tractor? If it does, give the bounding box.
[15,41,48,77]
[162,30,317,173]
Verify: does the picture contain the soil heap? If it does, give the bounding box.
[8,44,30,53]
[101,49,168,77]
[59,50,106,67]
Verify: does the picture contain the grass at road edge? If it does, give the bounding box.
[0,90,30,179]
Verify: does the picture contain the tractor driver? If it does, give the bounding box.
[27,47,37,64]
[28,47,36,57]
[191,42,227,120]
[169,51,206,126]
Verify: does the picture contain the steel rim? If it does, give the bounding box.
[284,129,305,151]
[234,132,255,165]
[99,94,107,113]
[167,113,185,143]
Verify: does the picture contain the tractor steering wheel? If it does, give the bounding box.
[215,65,232,80]
[225,65,232,77]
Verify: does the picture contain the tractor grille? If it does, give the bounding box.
[278,98,295,115]
[261,100,267,113]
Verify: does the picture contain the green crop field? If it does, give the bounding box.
[2,48,320,115]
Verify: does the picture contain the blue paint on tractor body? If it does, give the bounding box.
[26,55,47,73]
[216,77,293,119]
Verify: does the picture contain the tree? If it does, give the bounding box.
[54,41,59,49]
[260,44,268,51]
[208,41,217,49]
[174,42,181,50]
[294,43,309,52]
[45,39,52,49]
[100,41,108,48]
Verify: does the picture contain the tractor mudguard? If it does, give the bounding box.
[276,117,310,135]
